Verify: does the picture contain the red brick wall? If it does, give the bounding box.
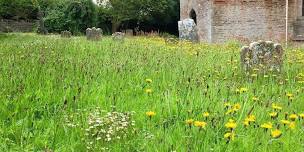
[180,0,302,43]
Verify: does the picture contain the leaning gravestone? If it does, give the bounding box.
[240,41,284,73]
[178,18,199,42]
[112,32,125,41]
[86,27,102,41]
[61,30,72,38]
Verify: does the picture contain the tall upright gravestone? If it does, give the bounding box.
[86,27,102,41]
[178,18,199,42]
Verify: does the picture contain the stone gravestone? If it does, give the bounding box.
[86,27,102,41]
[178,18,199,42]
[240,41,284,73]
[125,29,133,36]
[61,30,72,38]
[112,32,125,41]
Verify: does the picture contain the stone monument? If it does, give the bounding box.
[86,27,102,41]
[240,41,284,73]
[61,30,72,38]
[112,32,125,41]
[178,18,199,42]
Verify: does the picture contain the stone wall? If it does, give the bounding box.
[180,0,302,43]
[0,19,37,32]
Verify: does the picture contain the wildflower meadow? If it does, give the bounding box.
[0,33,304,151]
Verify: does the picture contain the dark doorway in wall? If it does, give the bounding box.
[190,9,197,24]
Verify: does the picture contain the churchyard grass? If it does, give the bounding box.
[0,33,304,151]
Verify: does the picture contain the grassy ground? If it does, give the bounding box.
[0,33,304,151]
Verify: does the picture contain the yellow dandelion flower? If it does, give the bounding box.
[289,122,296,130]
[286,93,293,98]
[194,121,207,129]
[280,119,290,125]
[289,114,298,121]
[252,96,259,101]
[240,87,248,93]
[243,120,249,127]
[145,111,156,118]
[224,102,231,108]
[247,115,256,122]
[261,122,273,129]
[224,132,235,141]
[233,103,241,111]
[299,113,304,119]
[225,119,237,130]
[145,79,153,83]
[145,89,153,94]
[202,112,210,117]
[269,112,278,119]
[225,109,235,115]
[186,119,194,126]
[271,129,282,138]
[271,103,282,111]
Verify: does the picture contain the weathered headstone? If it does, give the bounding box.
[240,41,284,73]
[178,18,199,42]
[61,30,72,38]
[86,27,102,41]
[125,29,133,36]
[112,32,125,41]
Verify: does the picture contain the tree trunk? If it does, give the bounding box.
[111,21,121,33]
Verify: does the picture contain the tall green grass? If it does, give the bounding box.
[0,33,303,151]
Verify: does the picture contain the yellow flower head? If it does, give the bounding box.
[252,96,259,101]
[271,129,282,138]
[145,89,153,94]
[225,119,237,129]
[280,119,290,125]
[271,103,282,111]
[299,113,304,119]
[146,111,156,118]
[224,132,235,141]
[202,112,210,117]
[286,93,293,98]
[289,114,298,121]
[261,122,273,129]
[145,79,153,83]
[243,120,249,127]
[243,115,256,127]
[233,103,241,111]
[269,112,278,119]
[239,87,248,93]
[186,119,194,126]
[289,122,296,130]
[225,109,234,115]
[194,121,207,129]
[247,115,256,122]
[224,102,231,108]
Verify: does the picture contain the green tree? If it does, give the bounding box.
[65,0,97,34]
[98,0,172,32]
